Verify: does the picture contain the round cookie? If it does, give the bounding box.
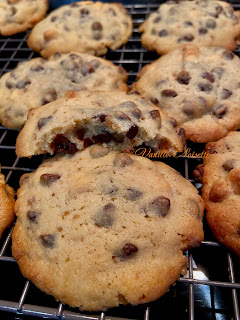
[0,0,48,36]
[15,90,185,158]
[12,146,204,311]
[0,52,128,130]
[194,132,240,256]
[139,0,240,55]
[133,45,240,143]
[0,166,15,238]
[27,1,133,58]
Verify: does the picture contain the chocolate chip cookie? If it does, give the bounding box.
[133,45,240,143]
[0,166,15,238]
[139,0,240,55]
[15,90,185,157]
[0,52,128,130]
[27,1,133,58]
[0,0,48,36]
[194,131,240,256]
[12,146,204,311]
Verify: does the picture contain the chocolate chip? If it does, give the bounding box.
[51,16,58,22]
[199,27,208,35]
[198,83,213,92]
[90,59,101,70]
[27,211,40,223]
[212,105,227,118]
[125,188,143,201]
[16,78,31,89]
[182,101,195,116]
[76,128,85,140]
[113,155,134,167]
[6,80,15,89]
[169,118,177,127]
[40,174,61,186]
[211,67,224,79]
[221,89,232,100]
[206,19,216,29]
[222,160,234,172]
[37,116,53,129]
[159,29,168,37]
[119,101,137,109]
[222,51,234,60]
[121,243,138,257]
[177,127,185,139]
[111,133,124,143]
[98,114,107,122]
[193,164,204,183]
[150,196,170,217]
[93,132,111,143]
[70,2,79,7]
[115,112,130,121]
[161,89,178,97]
[215,4,223,15]
[41,88,57,105]
[40,234,55,248]
[178,34,194,42]
[108,7,116,16]
[223,6,234,18]
[30,65,44,72]
[131,108,142,120]
[51,134,78,154]
[81,62,94,76]
[176,71,191,85]
[10,6,17,15]
[153,15,161,23]
[184,21,193,27]
[118,66,125,74]
[151,28,156,35]
[94,203,115,228]
[83,138,94,148]
[150,97,159,105]
[150,110,160,119]
[80,8,89,15]
[201,72,215,83]
[93,32,102,40]
[126,125,138,139]
[92,21,103,31]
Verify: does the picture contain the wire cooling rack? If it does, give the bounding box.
[1,1,240,320]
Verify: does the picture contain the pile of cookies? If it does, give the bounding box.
[0,0,240,313]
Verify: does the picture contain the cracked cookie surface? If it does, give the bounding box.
[15,90,185,157]
[0,52,128,130]
[139,0,240,55]
[133,45,240,143]
[0,0,48,36]
[194,131,240,256]
[0,167,15,238]
[27,1,133,57]
[12,146,204,311]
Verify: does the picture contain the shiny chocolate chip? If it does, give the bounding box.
[150,196,171,217]
[41,88,57,105]
[37,116,53,129]
[126,125,138,139]
[206,19,216,29]
[27,211,40,223]
[125,188,143,201]
[111,133,124,143]
[76,128,85,140]
[193,164,204,183]
[153,15,161,23]
[198,83,213,92]
[40,234,55,248]
[161,89,178,97]
[201,72,215,83]
[150,97,159,105]
[212,105,227,118]
[83,138,94,148]
[40,174,61,186]
[176,71,191,85]
[121,243,138,257]
[92,21,103,31]
[94,203,115,228]
[199,27,208,35]
[80,8,89,15]
[222,160,234,172]
[51,134,78,154]
[98,114,107,122]
[159,29,168,37]
[177,127,185,139]
[221,89,232,100]
[184,21,193,27]
[93,132,111,143]
[178,34,194,42]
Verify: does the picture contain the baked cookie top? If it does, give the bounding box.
[27,1,133,58]
[0,0,48,36]
[194,131,240,256]
[133,45,240,143]
[139,0,240,55]
[0,52,128,130]
[12,146,204,311]
[15,90,185,158]
[0,166,15,238]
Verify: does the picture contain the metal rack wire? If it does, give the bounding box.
[0,1,240,320]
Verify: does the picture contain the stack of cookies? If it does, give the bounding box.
[1,0,240,314]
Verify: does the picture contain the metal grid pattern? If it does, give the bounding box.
[0,1,240,319]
